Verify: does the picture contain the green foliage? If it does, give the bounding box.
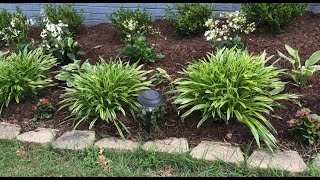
[36,3,84,35]
[32,98,54,122]
[172,47,298,151]
[151,68,172,86]
[108,6,152,40]
[165,3,215,35]
[0,47,57,113]
[60,59,153,138]
[241,3,308,32]
[120,33,164,63]
[55,59,91,87]
[287,108,320,145]
[0,7,34,47]
[277,44,320,86]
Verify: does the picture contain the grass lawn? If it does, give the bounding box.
[0,140,319,177]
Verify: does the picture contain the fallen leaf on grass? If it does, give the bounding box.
[153,165,174,177]
[16,149,28,159]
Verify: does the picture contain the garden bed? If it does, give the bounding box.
[1,12,320,158]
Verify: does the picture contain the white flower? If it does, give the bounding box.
[217,38,222,42]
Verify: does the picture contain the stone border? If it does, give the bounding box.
[0,123,315,174]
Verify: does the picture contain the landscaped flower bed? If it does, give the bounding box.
[0,3,320,159]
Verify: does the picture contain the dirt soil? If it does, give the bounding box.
[1,12,320,159]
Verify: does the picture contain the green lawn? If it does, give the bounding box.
[0,140,318,177]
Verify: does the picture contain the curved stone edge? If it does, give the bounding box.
[142,137,189,154]
[0,122,21,140]
[17,128,58,146]
[95,137,141,151]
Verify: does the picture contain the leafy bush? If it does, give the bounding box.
[172,47,298,150]
[39,17,84,64]
[60,59,153,138]
[151,68,172,86]
[277,44,320,86]
[241,3,308,32]
[0,7,34,47]
[55,59,91,87]
[108,6,152,40]
[36,3,84,35]
[0,47,57,113]
[204,11,255,49]
[33,98,54,122]
[287,108,320,144]
[120,33,164,63]
[165,3,215,35]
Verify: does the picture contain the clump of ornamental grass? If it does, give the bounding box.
[172,47,298,151]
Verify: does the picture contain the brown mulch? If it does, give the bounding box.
[1,12,320,159]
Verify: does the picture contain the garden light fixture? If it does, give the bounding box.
[137,89,164,134]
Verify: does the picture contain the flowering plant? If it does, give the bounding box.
[33,98,54,122]
[287,108,320,144]
[204,11,255,49]
[40,16,83,64]
[0,7,34,47]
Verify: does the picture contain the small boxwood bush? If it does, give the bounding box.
[0,47,57,113]
[241,3,308,32]
[36,3,84,35]
[60,59,153,138]
[172,47,298,151]
[165,3,215,35]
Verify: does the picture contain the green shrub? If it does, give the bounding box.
[277,44,320,86]
[36,3,84,35]
[241,3,308,32]
[108,6,152,40]
[120,33,164,63]
[165,3,215,35]
[0,47,57,113]
[172,47,298,151]
[60,59,153,138]
[0,7,34,47]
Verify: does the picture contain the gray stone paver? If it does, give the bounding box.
[52,130,95,150]
[247,149,308,174]
[95,137,140,151]
[17,128,58,145]
[0,122,21,140]
[142,137,189,154]
[190,141,244,164]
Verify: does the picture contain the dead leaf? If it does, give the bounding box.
[225,133,232,140]
[16,149,28,159]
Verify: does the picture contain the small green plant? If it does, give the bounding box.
[108,6,152,40]
[0,7,34,47]
[287,108,320,144]
[204,11,255,49]
[60,58,153,138]
[241,3,308,32]
[277,44,320,86]
[39,17,84,64]
[120,33,164,63]
[55,59,92,87]
[33,98,54,122]
[36,3,84,35]
[0,47,57,113]
[151,68,172,86]
[172,47,298,151]
[165,3,215,35]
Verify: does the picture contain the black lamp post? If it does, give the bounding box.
[137,90,164,134]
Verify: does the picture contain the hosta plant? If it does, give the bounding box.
[204,11,255,49]
[287,108,320,144]
[55,59,91,87]
[60,59,153,138]
[36,3,84,35]
[277,44,320,86]
[33,98,54,122]
[172,47,298,151]
[0,47,57,113]
[40,17,84,64]
[165,3,215,35]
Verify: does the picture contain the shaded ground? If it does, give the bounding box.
[1,12,320,159]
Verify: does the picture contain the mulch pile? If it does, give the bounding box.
[1,12,320,159]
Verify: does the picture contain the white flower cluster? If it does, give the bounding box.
[123,19,139,31]
[204,11,255,43]
[40,17,68,42]
[0,12,34,46]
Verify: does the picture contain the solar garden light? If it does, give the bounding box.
[137,89,164,134]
